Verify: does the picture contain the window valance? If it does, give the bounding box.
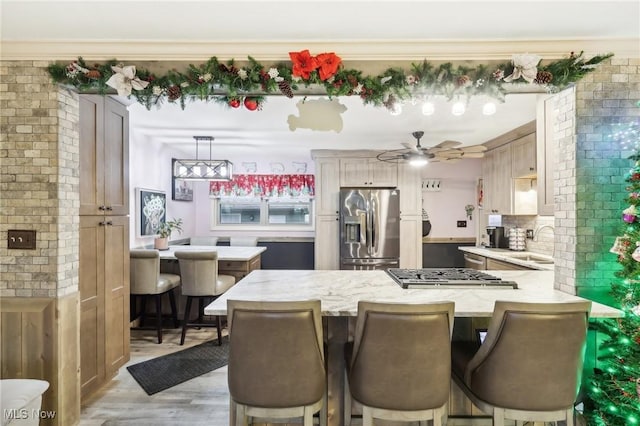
[209,174,315,200]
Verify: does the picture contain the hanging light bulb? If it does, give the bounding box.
[422,102,435,116]
[451,101,465,116]
[408,153,429,167]
[482,102,497,115]
[389,103,402,116]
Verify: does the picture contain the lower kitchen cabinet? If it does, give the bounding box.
[79,215,130,399]
[315,214,339,269]
[486,257,534,270]
[400,215,422,268]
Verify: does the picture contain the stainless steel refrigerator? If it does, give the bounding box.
[339,188,400,270]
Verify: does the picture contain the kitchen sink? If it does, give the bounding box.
[503,253,554,264]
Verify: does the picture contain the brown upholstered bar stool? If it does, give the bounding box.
[344,301,455,426]
[451,300,592,426]
[227,300,326,426]
[129,249,181,344]
[174,250,235,345]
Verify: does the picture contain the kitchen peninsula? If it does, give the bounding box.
[205,269,620,426]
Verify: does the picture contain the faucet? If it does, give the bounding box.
[533,224,555,241]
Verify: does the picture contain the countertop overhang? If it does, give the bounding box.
[459,246,554,271]
[205,269,621,318]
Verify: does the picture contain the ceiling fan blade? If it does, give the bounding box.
[436,150,464,158]
[432,157,461,164]
[460,144,488,153]
[401,142,420,152]
[434,140,462,149]
[460,152,485,158]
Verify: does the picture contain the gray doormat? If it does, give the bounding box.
[127,336,229,395]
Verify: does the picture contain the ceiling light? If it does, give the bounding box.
[172,136,233,181]
[408,153,429,167]
[422,102,435,116]
[389,103,402,116]
[451,102,466,116]
[482,102,497,115]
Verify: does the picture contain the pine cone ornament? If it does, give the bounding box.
[167,85,182,102]
[278,80,294,98]
[86,70,101,80]
[534,71,553,85]
[456,75,472,88]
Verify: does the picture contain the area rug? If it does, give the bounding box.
[127,336,229,395]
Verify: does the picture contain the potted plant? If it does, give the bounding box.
[154,217,183,250]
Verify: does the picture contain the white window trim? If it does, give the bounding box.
[210,197,314,231]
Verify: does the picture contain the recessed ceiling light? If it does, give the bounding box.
[451,102,465,116]
[422,102,435,116]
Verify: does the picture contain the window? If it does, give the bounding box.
[212,198,313,229]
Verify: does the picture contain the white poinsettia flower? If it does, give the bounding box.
[152,86,163,96]
[237,69,248,80]
[105,65,149,97]
[353,83,363,94]
[203,73,212,82]
[503,54,541,84]
[268,68,279,79]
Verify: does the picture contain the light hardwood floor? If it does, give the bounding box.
[80,327,231,426]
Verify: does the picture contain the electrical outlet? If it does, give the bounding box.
[457,220,467,228]
[8,229,37,250]
[526,229,534,239]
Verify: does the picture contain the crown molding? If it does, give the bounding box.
[1,38,637,61]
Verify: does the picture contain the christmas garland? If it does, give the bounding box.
[46,49,614,111]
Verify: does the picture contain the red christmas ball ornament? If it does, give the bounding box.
[228,98,241,108]
[244,97,259,111]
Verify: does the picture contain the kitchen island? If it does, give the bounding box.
[206,269,620,426]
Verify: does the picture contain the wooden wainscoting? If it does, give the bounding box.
[0,294,81,426]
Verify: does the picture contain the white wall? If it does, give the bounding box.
[421,159,482,238]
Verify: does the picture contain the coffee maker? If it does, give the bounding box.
[487,226,507,248]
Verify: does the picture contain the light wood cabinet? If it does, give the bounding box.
[483,144,512,214]
[315,215,339,269]
[537,95,556,215]
[397,163,422,216]
[315,158,340,216]
[340,158,397,187]
[486,257,534,270]
[399,215,422,268]
[79,95,130,400]
[511,133,536,178]
[79,95,129,216]
[79,215,130,397]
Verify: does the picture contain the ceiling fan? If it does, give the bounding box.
[376,131,488,166]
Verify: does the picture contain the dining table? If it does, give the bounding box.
[205,269,621,426]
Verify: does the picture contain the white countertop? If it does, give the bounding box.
[159,245,266,261]
[459,246,554,271]
[204,269,621,318]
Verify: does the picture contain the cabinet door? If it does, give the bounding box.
[511,133,536,178]
[493,144,513,214]
[79,216,105,398]
[370,160,398,187]
[104,215,130,378]
[104,98,129,216]
[79,96,105,215]
[399,215,422,268]
[397,163,421,216]
[481,150,495,212]
[340,158,371,186]
[315,215,339,269]
[537,95,556,215]
[315,158,340,215]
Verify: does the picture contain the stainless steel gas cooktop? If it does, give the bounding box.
[386,268,518,289]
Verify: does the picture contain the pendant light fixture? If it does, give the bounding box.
[172,136,233,181]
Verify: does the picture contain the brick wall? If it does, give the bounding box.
[0,61,79,297]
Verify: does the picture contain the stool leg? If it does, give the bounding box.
[140,295,147,327]
[216,315,223,345]
[155,294,163,344]
[181,297,193,345]
[362,406,373,426]
[168,289,179,328]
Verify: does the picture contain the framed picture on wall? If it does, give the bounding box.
[136,188,166,237]
[171,158,194,201]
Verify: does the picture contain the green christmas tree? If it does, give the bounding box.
[584,146,640,425]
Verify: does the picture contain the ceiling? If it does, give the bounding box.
[2,0,638,158]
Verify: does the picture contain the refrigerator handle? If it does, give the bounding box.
[366,209,372,254]
[370,200,376,251]
[359,212,367,245]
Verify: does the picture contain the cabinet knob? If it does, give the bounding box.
[106,206,113,211]
[98,221,106,226]
[529,167,534,171]
[98,206,106,211]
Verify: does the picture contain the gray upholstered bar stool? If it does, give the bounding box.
[229,236,258,246]
[129,249,181,344]
[344,301,455,426]
[451,301,592,426]
[190,236,218,246]
[227,300,326,426]
[174,250,235,345]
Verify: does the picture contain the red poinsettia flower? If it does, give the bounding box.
[289,50,319,80]
[316,52,342,81]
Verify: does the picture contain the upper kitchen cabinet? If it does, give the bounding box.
[314,157,340,216]
[511,133,537,178]
[537,95,556,216]
[80,95,129,216]
[483,143,512,214]
[340,158,397,187]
